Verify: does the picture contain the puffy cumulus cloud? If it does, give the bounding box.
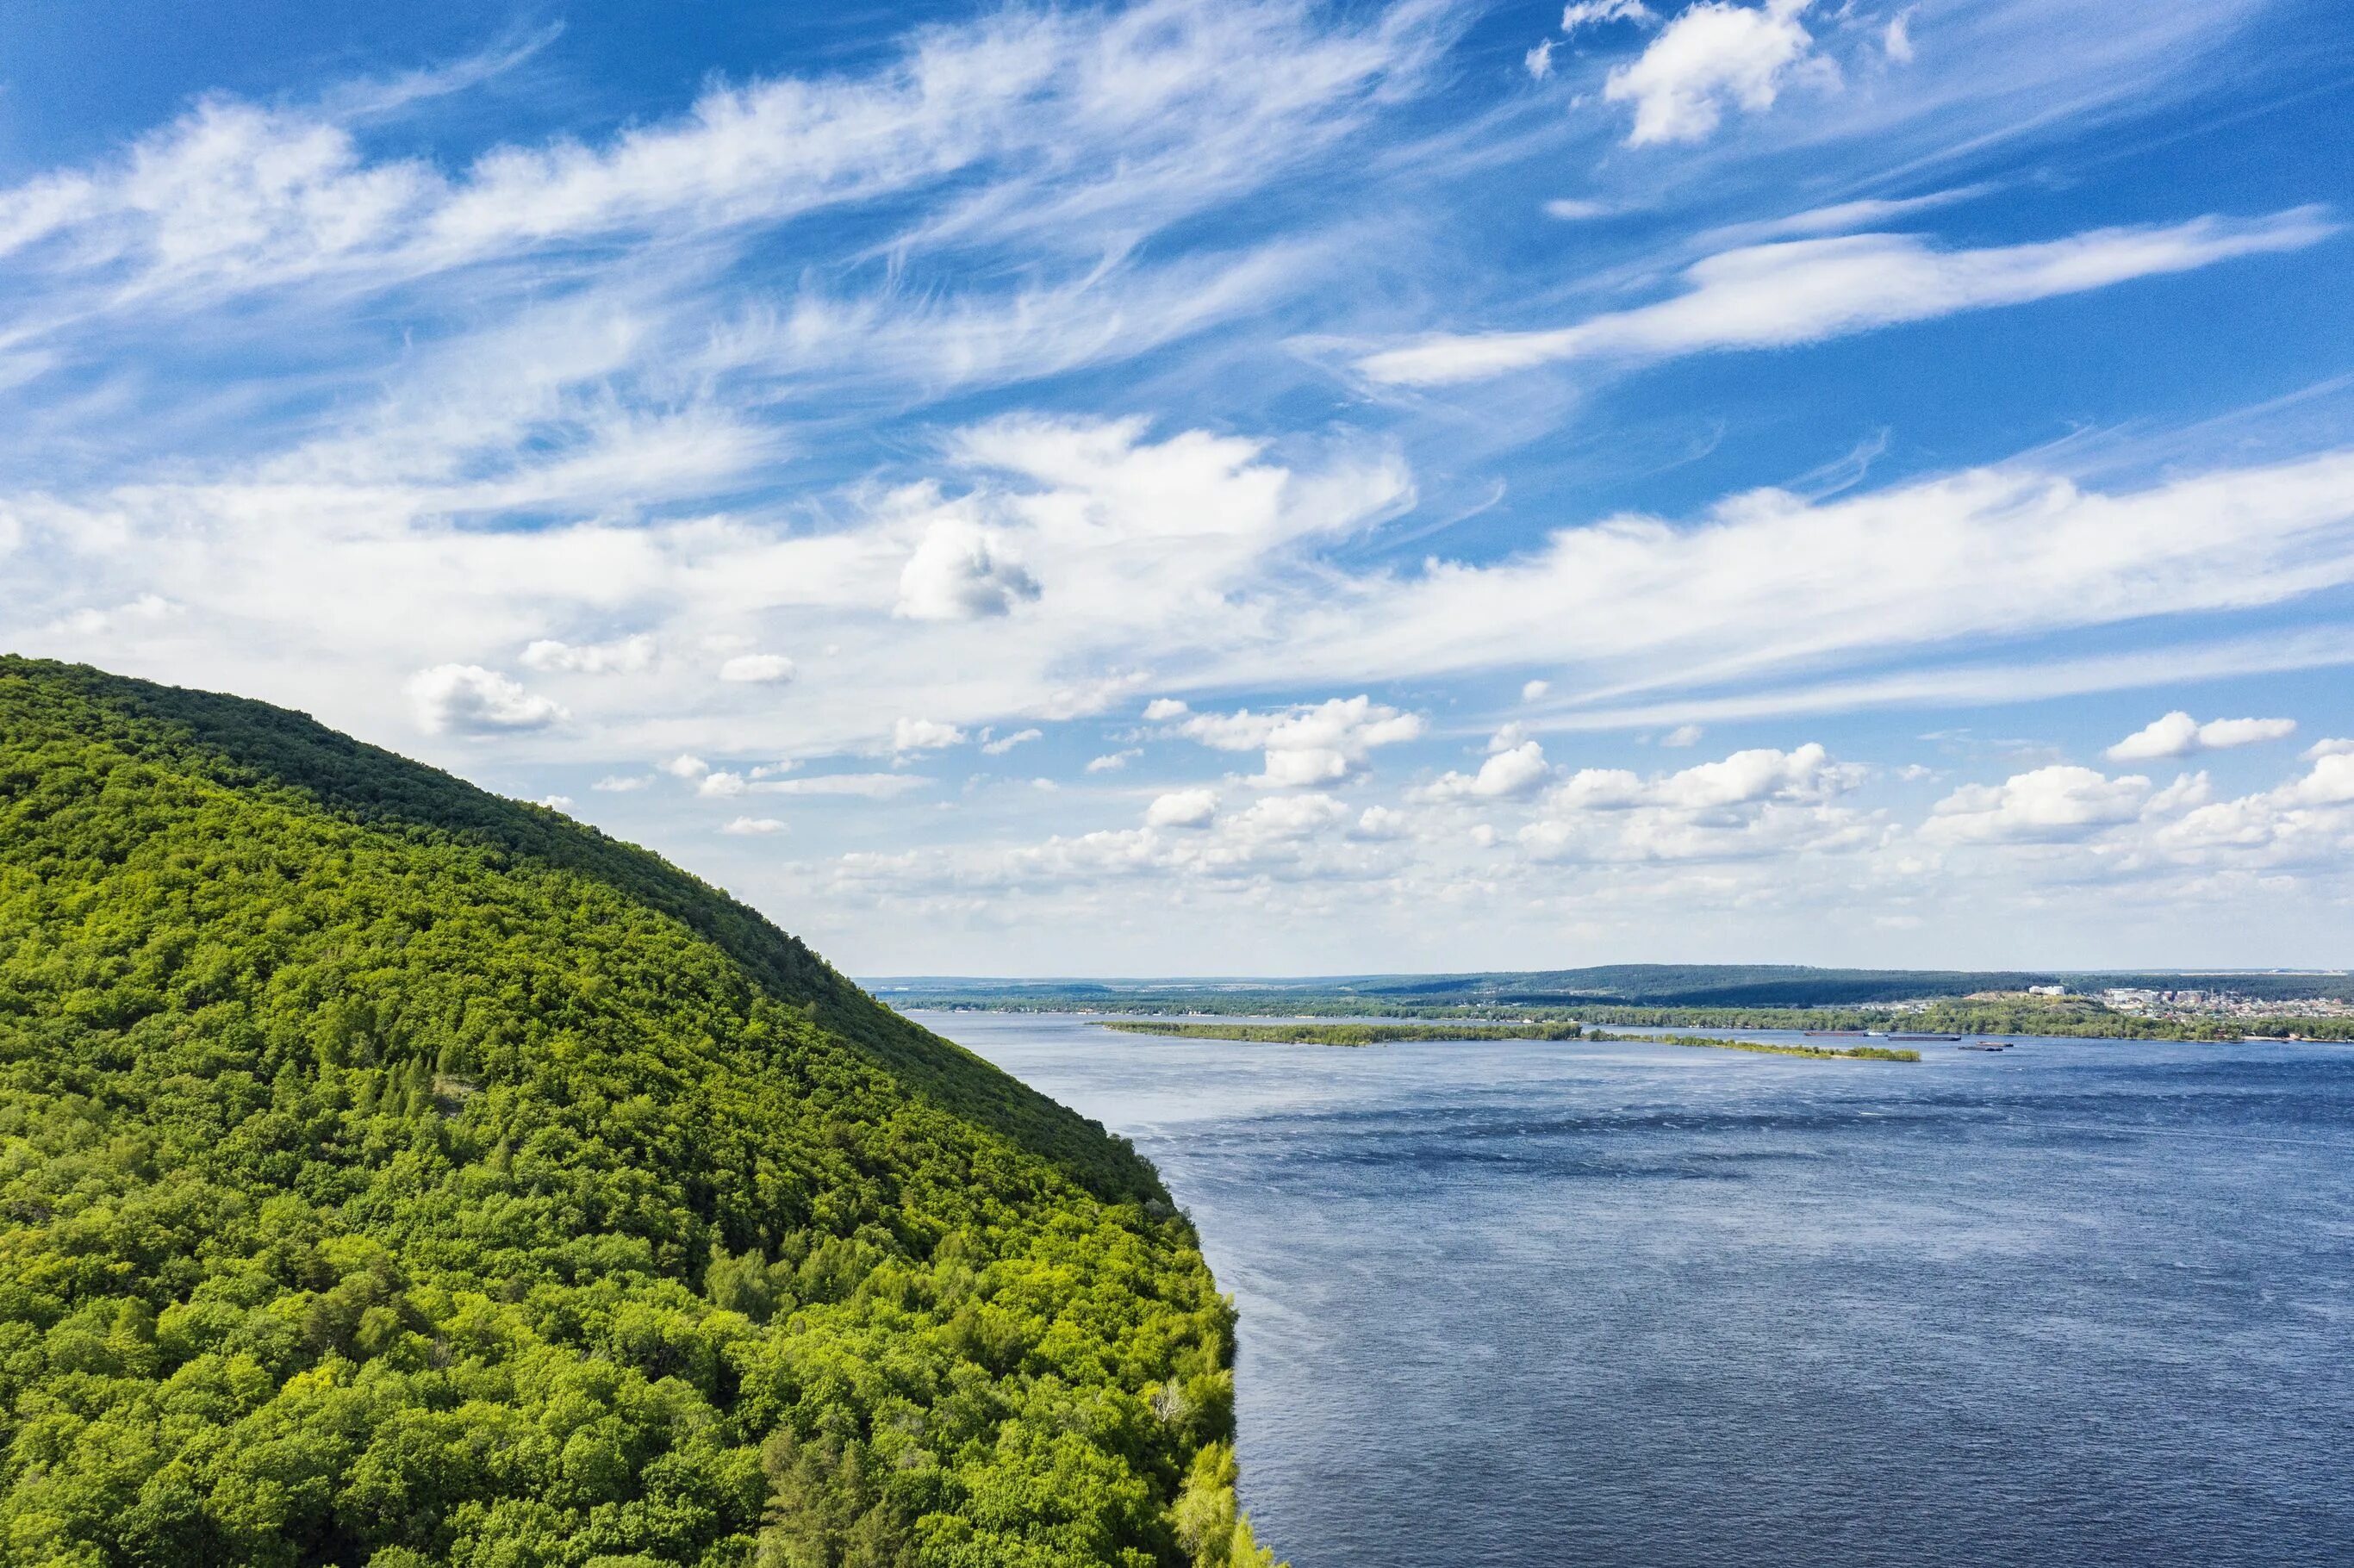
[1520,679,1551,702]
[1360,210,2332,385]
[981,727,1043,756]
[2106,710,2295,761]
[894,515,1041,621]
[521,634,656,674]
[1661,723,1703,747]
[1525,40,1556,80]
[1520,743,1872,862]
[1174,694,1425,787]
[2307,737,2354,759]
[659,754,711,779]
[721,816,788,835]
[1352,804,1412,839]
[1920,765,2152,843]
[403,663,564,734]
[719,652,796,684]
[892,717,967,752]
[1604,0,1822,147]
[1086,750,1142,773]
[698,770,748,797]
[1413,726,1553,800]
[2154,753,2354,866]
[1144,788,1220,828]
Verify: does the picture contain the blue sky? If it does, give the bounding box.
[4,0,2353,974]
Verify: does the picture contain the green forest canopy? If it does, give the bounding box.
[0,657,1277,1568]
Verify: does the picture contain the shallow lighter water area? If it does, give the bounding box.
[932,1013,2354,1568]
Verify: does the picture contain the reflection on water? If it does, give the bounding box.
[933,1013,2354,1568]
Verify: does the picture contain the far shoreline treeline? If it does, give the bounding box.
[1095,1020,1585,1047]
[887,982,2354,1043]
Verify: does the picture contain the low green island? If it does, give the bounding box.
[1096,1021,1585,1047]
[1591,1030,1920,1062]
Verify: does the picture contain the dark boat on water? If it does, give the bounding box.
[1805,1030,1868,1036]
[1891,1032,1964,1042]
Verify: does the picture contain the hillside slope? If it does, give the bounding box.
[0,658,1271,1568]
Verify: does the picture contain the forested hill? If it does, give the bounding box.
[0,657,1273,1568]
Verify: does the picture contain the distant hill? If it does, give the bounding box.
[873,963,2354,1010]
[0,658,1270,1568]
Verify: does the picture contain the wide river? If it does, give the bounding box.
[930,1012,2354,1568]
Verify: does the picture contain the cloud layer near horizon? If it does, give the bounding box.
[1,0,2349,971]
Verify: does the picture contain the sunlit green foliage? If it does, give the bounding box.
[1589,1032,1920,1063]
[0,657,1274,1568]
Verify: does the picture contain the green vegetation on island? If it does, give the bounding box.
[1590,1032,1920,1063]
[1096,1021,1583,1047]
[0,658,1280,1568]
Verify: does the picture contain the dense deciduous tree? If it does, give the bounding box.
[0,658,1272,1568]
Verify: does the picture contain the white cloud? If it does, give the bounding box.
[2108,710,2295,761]
[1521,743,1871,861]
[893,717,968,752]
[1526,40,1557,81]
[1921,764,2151,843]
[1143,697,1192,720]
[521,633,656,674]
[756,772,931,798]
[1086,749,1142,773]
[2306,737,2354,760]
[1521,679,1552,701]
[1145,788,1220,828]
[659,754,711,779]
[1604,0,1821,148]
[592,775,648,792]
[1541,199,1611,221]
[2152,754,2354,866]
[403,663,564,734]
[1353,804,1411,839]
[1359,209,2333,385]
[1884,12,1915,64]
[1176,694,1426,787]
[1414,728,1553,800]
[0,1,1444,322]
[1561,1,1659,35]
[894,515,1042,621]
[719,652,796,684]
[981,727,1043,756]
[540,794,574,810]
[720,816,788,835]
[1661,722,1703,747]
[698,770,748,798]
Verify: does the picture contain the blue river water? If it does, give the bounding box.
[929,1013,2354,1568]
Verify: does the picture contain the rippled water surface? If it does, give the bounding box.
[932,1013,2354,1568]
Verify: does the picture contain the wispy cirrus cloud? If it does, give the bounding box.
[1358,208,2334,385]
